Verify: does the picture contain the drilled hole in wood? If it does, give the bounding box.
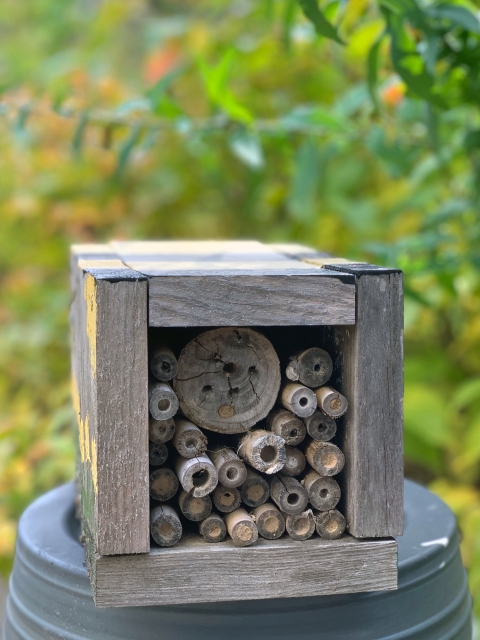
[192,470,208,487]
[299,397,308,407]
[223,362,235,374]
[248,365,257,374]
[157,399,170,412]
[287,493,299,505]
[202,385,213,393]
[231,387,239,394]
[260,445,277,463]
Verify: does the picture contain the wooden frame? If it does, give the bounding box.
[70,240,403,606]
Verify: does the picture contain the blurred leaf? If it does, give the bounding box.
[281,105,350,132]
[228,128,265,169]
[404,384,452,447]
[465,129,480,152]
[283,0,297,49]
[115,99,151,116]
[287,138,322,222]
[426,4,480,35]
[298,0,344,44]
[71,111,89,158]
[451,378,480,410]
[367,35,384,111]
[114,125,141,180]
[199,51,252,123]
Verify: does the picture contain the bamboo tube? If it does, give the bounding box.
[225,509,258,547]
[252,503,285,540]
[237,429,286,474]
[149,468,178,502]
[240,468,270,507]
[315,509,346,540]
[212,484,242,514]
[199,512,227,543]
[150,345,178,382]
[178,490,212,522]
[285,510,316,541]
[285,348,333,388]
[149,442,169,467]
[175,454,218,497]
[150,504,182,547]
[266,408,306,446]
[302,470,341,511]
[149,382,179,420]
[305,441,345,476]
[209,447,247,488]
[315,386,348,418]
[149,416,175,444]
[270,475,309,515]
[281,383,317,418]
[304,410,337,442]
[172,418,208,459]
[281,446,306,477]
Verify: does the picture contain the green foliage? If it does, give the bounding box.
[0,0,479,616]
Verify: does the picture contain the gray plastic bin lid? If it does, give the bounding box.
[3,479,472,639]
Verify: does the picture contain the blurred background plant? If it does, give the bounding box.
[0,0,480,613]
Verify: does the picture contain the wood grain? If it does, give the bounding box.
[327,264,404,538]
[148,273,355,326]
[90,534,398,607]
[70,249,150,556]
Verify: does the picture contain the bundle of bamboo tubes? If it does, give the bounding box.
[148,328,348,548]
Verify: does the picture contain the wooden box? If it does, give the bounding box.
[70,240,403,608]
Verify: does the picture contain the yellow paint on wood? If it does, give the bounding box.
[84,273,97,378]
[72,372,98,495]
[303,257,367,267]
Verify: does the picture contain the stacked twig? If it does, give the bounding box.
[148,329,347,548]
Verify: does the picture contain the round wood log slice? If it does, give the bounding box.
[173,328,281,434]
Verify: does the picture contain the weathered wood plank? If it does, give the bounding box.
[148,274,355,326]
[70,249,150,556]
[91,534,397,607]
[327,264,404,538]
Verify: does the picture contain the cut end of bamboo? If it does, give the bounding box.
[149,442,169,467]
[285,348,333,388]
[212,484,242,513]
[150,346,178,382]
[315,509,346,540]
[266,408,306,446]
[252,503,285,540]
[281,447,306,477]
[178,490,212,522]
[149,417,176,444]
[225,509,258,547]
[175,454,218,498]
[285,510,315,541]
[315,386,348,418]
[150,504,182,547]
[305,441,345,477]
[270,474,309,515]
[210,447,247,488]
[240,468,270,507]
[304,410,337,442]
[280,383,317,418]
[237,430,286,474]
[302,470,341,511]
[149,468,179,502]
[199,512,227,543]
[172,418,208,459]
[149,382,179,421]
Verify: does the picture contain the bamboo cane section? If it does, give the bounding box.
[148,327,348,548]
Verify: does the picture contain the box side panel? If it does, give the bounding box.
[70,249,150,556]
[92,536,397,607]
[332,267,404,537]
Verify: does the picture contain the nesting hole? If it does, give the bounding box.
[260,445,277,463]
[226,467,238,481]
[290,429,298,438]
[320,488,328,498]
[185,439,196,449]
[314,363,321,372]
[299,397,308,407]
[157,399,170,412]
[161,361,171,373]
[293,518,310,535]
[287,493,299,505]
[322,452,337,469]
[325,520,338,534]
[202,385,213,393]
[248,365,257,374]
[223,362,236,374]
[192,469,209,487]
